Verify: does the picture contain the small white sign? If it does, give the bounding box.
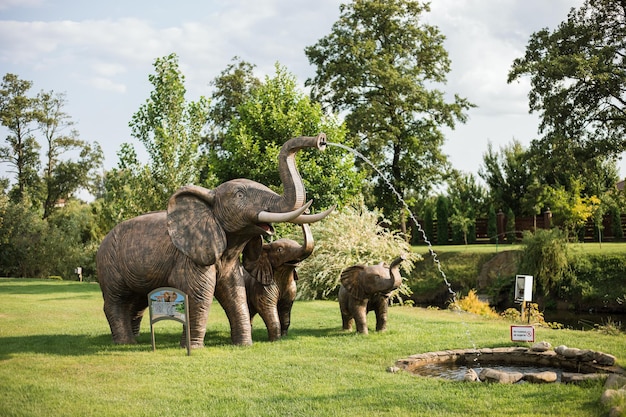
[514,275,533,303]
[510,325,535,342]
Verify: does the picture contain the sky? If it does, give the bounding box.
[4,0,614,192]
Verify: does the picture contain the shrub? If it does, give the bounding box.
[518,229,569,295]
[450,289,499,318]
[293,202,421,301]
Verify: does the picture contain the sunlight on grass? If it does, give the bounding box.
[0,278,624,417]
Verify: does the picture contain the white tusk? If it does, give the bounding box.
[290,205,336,224]
[257,200,313,224]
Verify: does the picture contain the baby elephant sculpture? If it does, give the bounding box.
[338,255,407,334]
[238,223,314,341]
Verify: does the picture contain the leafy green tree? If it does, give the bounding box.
[103,53,210,223]
[305,0,473,229]
[206,57,261,149]
[37,90,103,218]
[519,228,569,296]
[508,0,626,165]
[0,73,42,201]
[505,207,516,244]
[210,63,363,209]
[479,140,537,217]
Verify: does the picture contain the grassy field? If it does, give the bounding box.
[1,278,624,417]
[414,241,626,256]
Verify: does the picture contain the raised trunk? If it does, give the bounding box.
[389,255,407,287]
[271,133,326,212]
[299,223,314,260]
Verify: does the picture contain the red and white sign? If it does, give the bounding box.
[510,325,535,342]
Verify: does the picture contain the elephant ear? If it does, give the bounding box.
[242,236,274,285]
[340,265,366,300]
[167,185,226,266]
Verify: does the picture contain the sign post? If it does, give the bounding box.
[514,275,533,322]
[148,287,191,356]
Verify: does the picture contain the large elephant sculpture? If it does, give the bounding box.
[96,134,332,348]
[230,223,314,341]
[338,255,407,334]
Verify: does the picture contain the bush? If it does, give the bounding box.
[293,202,421,301]
[450,289,499,318]
[518,229,569,295]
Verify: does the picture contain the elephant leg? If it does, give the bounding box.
[258,307,281,341]
[353,306,369,335]
[103,295,137,344]
[129,294,148,337]
[277,299,294,337]
[183,296,212,348]
[215,278,252,346]
[339,302,354,331]
[374,303,389,332]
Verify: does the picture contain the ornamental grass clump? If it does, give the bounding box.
[292,202,420,301]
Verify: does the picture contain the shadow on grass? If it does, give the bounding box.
[0,324,353,359]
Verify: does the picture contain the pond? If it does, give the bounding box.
[413,362,565,382]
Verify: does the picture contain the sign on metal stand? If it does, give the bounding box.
[514,274,533,322]
[148,287,191,356]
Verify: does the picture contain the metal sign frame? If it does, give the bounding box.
[148,287,191,356]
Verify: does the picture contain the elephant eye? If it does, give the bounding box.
[277,247,283,253]
[235,190,245,199]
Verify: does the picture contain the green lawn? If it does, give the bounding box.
[1,278,624,417]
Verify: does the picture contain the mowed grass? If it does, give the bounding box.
[1,278,624,417]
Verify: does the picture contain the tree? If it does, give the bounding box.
[305,0,473,231]
[479,140,542,218]
[210,63,363,209]
[37,90,103,218]
[0,73,41,201]
[104,53,210,220]
[206,57,261,149]
[508,0,626,162]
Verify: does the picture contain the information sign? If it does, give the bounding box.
[148,287,191,356]
[510,325,535,342]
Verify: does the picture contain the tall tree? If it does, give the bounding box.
[479,140,538,217]
[37,90,103,218]
[0,73,41,201]
[210,63,363,209]
[305,0,473,231]
[508,0,626,161]
[206,57,261,149]
[122,53,210,213]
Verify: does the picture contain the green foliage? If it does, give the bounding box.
[0,73,42,202]
[295,201,420,300]
[0,198,100,280]
[435,195,449,244]
[508,0,626,162]
[102,53,210,224]
[611,206,624,241]
[505,207,516,243]
[37,90,103,218]
[568,253,626,304]
[479,140,538,217]
[305,0,474,226]
[450,289,498,318]
[210,63,363,209]
[519,229,569,295]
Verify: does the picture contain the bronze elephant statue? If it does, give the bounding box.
[233,223,314,341]
[338,255,407,334]
[96,134,333,348]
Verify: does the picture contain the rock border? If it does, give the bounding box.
[392,343,626,415]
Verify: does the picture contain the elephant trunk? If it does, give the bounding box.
[389,254,407,288]
[299,223,314,260]
[273,133,327,212]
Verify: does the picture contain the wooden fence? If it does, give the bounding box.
[413,210,626,244]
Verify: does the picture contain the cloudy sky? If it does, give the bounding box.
[3,0,609,187]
